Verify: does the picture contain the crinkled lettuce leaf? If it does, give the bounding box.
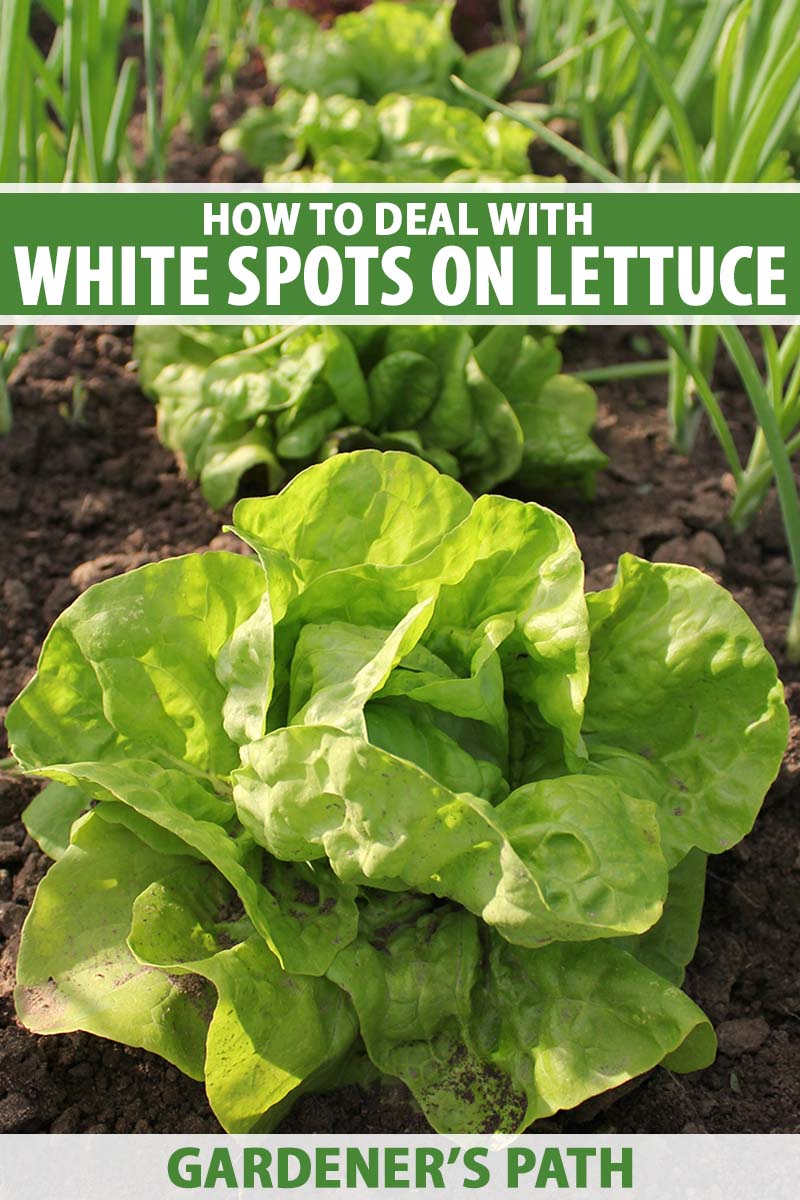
[128,865,358,1132]
[618,848,708,987]
[7,552,266,775]
[328,898,715,1133]
[215,4,537,196]
[31,757,357,976]
[16,802,358,1132]
[218,3,533,187]
[584,554,789,865]
[236,727,668,944]
[15,810,215,1079]
[8,451,787,1133]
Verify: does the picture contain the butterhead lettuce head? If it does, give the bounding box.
[8,451,788,1132]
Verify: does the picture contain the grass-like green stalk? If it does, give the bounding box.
[517,0,800,188]
[725,26,800,182]
[665,342,693,455]
[611,0,702,182]
[720,327,800,661]
[1,1,141,184]
[157,2,257,154]
[668,325,719,454]
[0,376,13,437]
[571,360,671,384]
[0,1,260,432]
[633,1,737,179]
[534,19,625,84]
[0,0,33,180]
[657,325,744,485]
[0,326,37,436]
[449,74,621,183]
[498,0,519,47]
[729,327,800,531]
[142,0,164,180]
[0,1,144,431]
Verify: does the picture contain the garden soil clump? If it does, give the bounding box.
[0,325,798,1134]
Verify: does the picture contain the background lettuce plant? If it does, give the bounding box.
[135,323,606,507]
[259,1,520,110]
[8,450,788,1134]
[219,1,555,183]
[222,87,548,183]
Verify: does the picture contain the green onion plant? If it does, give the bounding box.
[0,0,143,434]
[0,326,37,436]
[144,0,259,179]
[0,1,258,431]
[508,0,800,454]
[0,0,140,184]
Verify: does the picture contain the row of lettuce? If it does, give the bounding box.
[137,3,600,505]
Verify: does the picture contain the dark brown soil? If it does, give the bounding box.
[1,323,799,1134]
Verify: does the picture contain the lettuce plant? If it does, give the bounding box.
[219,1,551,183]
[8,451,787,1133]
[221,88,550,183]
[135,323,605,507]
[258,1,520,110]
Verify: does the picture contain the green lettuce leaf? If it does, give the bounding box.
[7,552,266,779]
[215,0,562,202]
[31,758,358,976]
[328,898,715,1133]
[232,447,471,581]
[235,726,668,943]
[15,809,214,1078]
[260,10,360,98]
[21,781,91,860]
[335,2,460,102]
[513,374,608,495]
[584,554,789,865]
[257,1,502,110]
[618,848,708,986]
[128,868,358,1132]
[461,44,521,99]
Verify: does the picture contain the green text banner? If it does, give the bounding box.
[1,184,799,321]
